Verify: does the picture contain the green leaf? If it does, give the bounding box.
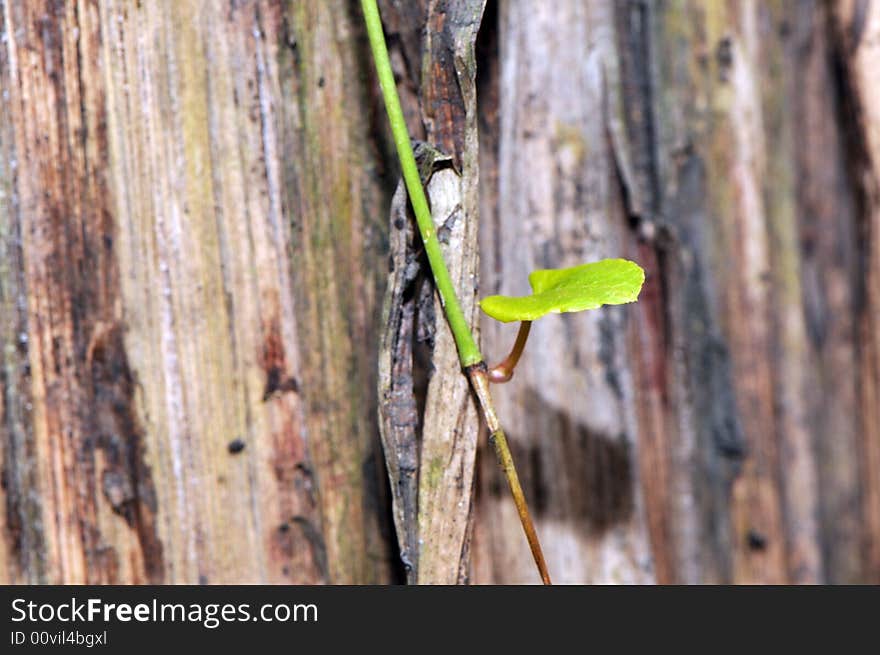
[479,259,645,323]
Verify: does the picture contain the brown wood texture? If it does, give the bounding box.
[831,0,880,582]
[2,0,880,585]
[472,0,880,584]
[472,0,655,584]
[0,0,392,584]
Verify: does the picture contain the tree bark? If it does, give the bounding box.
[377,0,485,584]
[1,0,392,584]
[830,0,880,582]
[472,0,655,584]
[2,0,880,585]
[473,0,880,584]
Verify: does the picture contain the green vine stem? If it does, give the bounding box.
[361,0,479,367]
[361,0,551,584]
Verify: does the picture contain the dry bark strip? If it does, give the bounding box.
[378,179,422,583]
[415,0,485,586]
[377,0,485,584]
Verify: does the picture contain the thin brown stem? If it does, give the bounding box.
[488,321,532,383]
[467,364,551,585]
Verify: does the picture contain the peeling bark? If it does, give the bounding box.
[378,179,422,583]
[378,0,485,585]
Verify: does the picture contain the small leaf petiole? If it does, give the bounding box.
[488,321,532,384]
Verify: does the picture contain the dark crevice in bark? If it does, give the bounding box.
[826,0,880,583]
[341,1,405,585]
[612,0,676,582]
[88,325,165,583]
[356,1,408,188]
[476,0,500,285]
[377,0,429,142]
[784,0,862,584]
[826,7,875,313]
[615,0,663,222]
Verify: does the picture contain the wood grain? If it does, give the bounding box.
[473,0,880,584]
[3,0,880,585]
[0,0,392,584]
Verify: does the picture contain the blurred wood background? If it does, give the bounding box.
[1,0,879,584]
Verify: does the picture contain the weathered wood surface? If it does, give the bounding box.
[472,0,656,584]
[2,0,880,585]
[377,0,485,584]
[472,0,880,584]
[1,0,392,584]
